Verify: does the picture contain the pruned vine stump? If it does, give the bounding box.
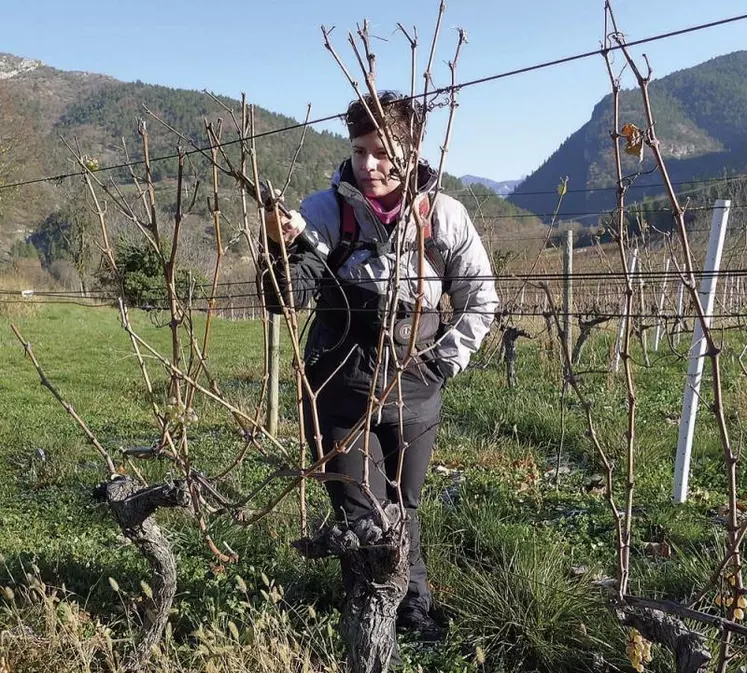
[293,503,410,673]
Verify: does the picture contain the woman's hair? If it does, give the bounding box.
[345,91,424,151]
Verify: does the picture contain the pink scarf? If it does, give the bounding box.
[366,195,402,226]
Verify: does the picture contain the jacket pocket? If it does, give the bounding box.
[403,350,444,386]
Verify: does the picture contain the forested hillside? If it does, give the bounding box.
[509,51,747,220]
[0,54,352,242]
[56,82,350,201]
[0,53,546,292]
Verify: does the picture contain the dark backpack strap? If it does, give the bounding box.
[326,194,359,274]
[327,193,450,291]
[424,237,447,281]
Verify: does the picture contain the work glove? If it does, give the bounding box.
[264,208,306,245]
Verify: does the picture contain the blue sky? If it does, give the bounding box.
[3,0,746,182]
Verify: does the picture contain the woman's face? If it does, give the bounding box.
[350,131,405,200]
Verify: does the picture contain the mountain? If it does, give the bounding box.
[0,53,353,251]
[0,54,44,80]
[460,175,523,197]
[0,53,546,265]
[508,51,747,221]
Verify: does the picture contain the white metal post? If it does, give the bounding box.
[653,258,671,352]
[673,200,731,503]
[613,247,638,373]
[563,230,573,366]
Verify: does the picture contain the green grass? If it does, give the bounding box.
[1,303,747,672]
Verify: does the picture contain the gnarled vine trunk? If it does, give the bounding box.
[294,503,410,673]
[96,476,189,672]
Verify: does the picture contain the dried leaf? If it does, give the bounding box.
[621,123,644,162]
[642,541,672,558]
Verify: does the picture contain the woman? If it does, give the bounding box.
[264,91,497,639]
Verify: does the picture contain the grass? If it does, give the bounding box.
[1,303,747,671]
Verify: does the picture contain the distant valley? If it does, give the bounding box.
[460,175,524,198]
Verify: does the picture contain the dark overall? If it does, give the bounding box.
[304,317,443,612]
